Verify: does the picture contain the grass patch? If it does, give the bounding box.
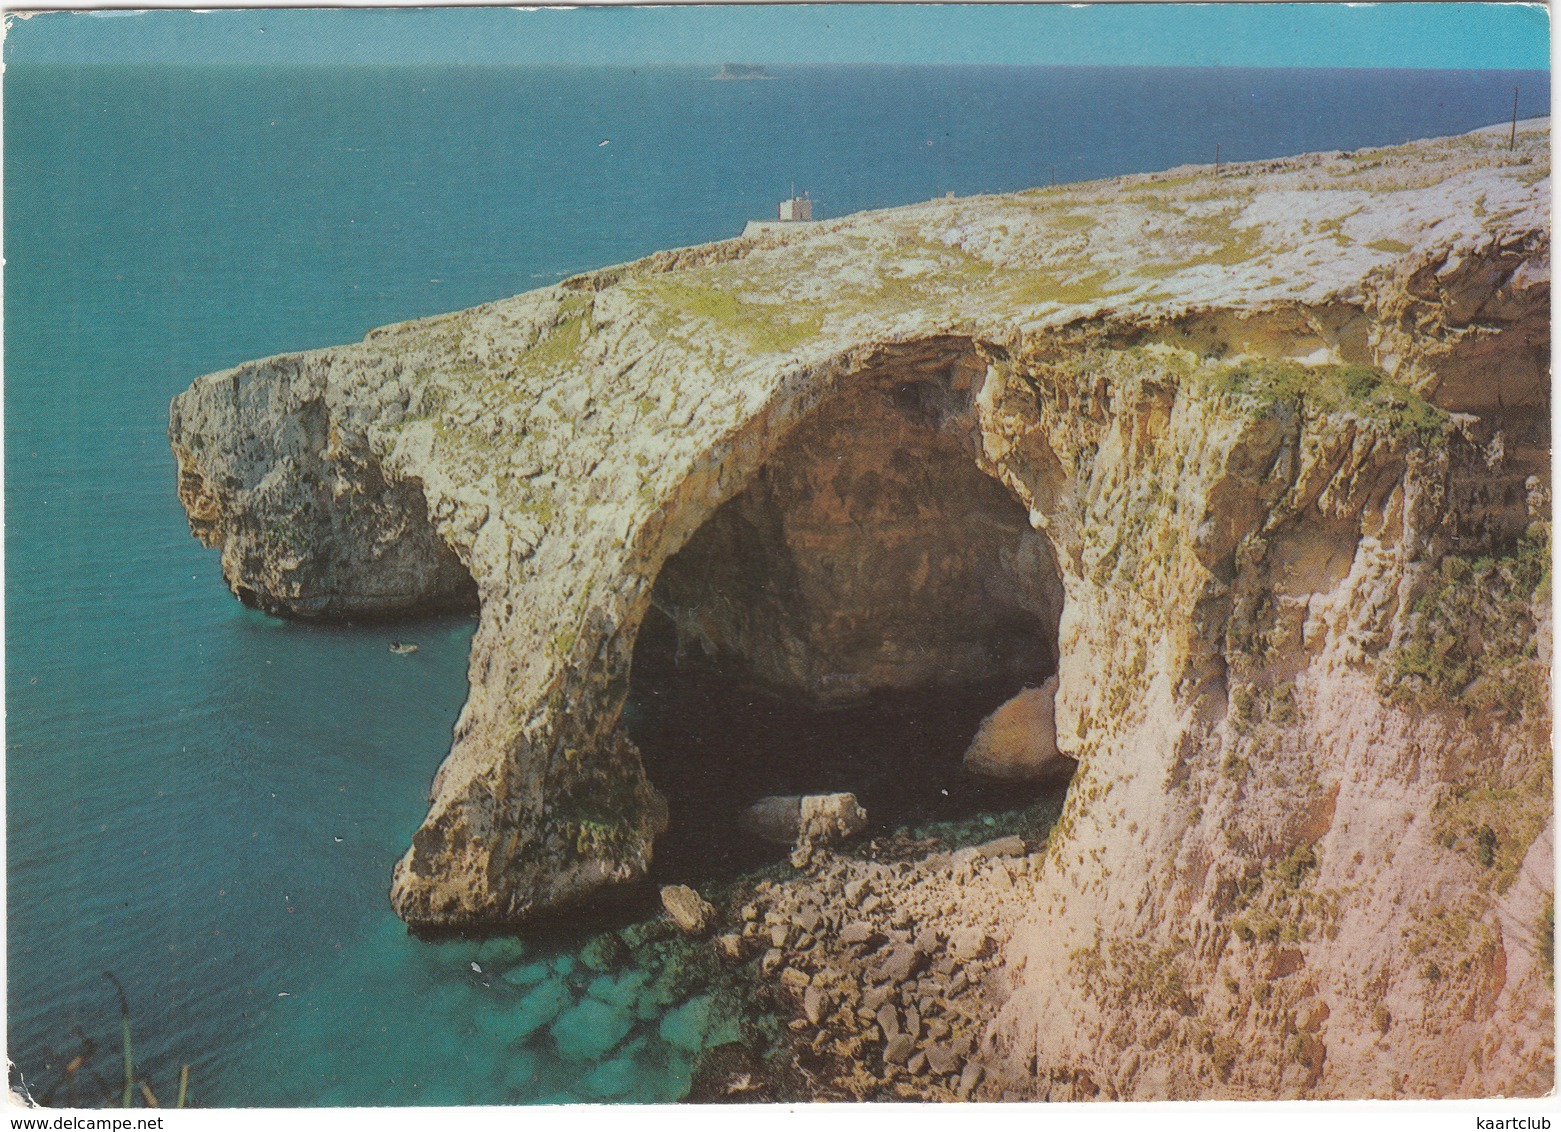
[643,277,824,355]
[1380,524,1550,718]
[1203,359,1448,443]
[1131,216,1268,277]
[523,297,593,375]
[1071,936,1197,1014]
[1228,842,1344,944]
[1404,896,1500,984]
[1005,268,1121,307]
[1430,768,1552,895]
[1051,212,1098,231]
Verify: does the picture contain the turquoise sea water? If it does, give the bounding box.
[5,64,1549,1106]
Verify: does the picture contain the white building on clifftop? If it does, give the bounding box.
[743,188,819,237]
[778,192,812,221]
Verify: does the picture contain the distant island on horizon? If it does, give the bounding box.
[712,63,773,80]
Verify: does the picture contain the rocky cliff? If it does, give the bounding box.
[171,120,1551,1098]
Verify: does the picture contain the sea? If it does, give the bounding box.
[4,64,1549,1107]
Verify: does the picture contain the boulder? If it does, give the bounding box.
[926,1043,962,1075]
[501,1049,543,1097]
[876,1003,901,1040]
[501,960,553,988]
[873,943,924,986]
[660,884,716,937]
[738,795,803,844]
[587,969,650,1009]
[790,792,870,866]
[962,677,1075,782]
[740,792,869,855]
[884,1033,917,1065]
[578,1055,641,1100]
[863,984,895,1013]
[780,967,811,991]
[839,920,882,947]
[803,985,828,1025]
[948,927,990,961]
[580,931,630,972]
[798,793,869,843]
[659,994,715,1054]
[973,834,1027,859]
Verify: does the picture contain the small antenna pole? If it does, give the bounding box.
[1509,86,1520,150]
[1215,142,1221,175]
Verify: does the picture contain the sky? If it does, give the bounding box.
[2,3,1552,70]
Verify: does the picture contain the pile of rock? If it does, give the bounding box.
[706,830,1044,1100]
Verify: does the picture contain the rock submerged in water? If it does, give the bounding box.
[660,884,716,937]
[658,993,715,1054]
[962,677,1073,783]
[507,978,574,1041]
[551,996,634,1062]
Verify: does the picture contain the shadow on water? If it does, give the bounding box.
[626,608,1052,888]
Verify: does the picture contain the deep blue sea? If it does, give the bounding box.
[5,64,1549,1106]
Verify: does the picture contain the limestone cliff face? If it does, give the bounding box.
[171,121,1551,1097]
[170,352,476,619]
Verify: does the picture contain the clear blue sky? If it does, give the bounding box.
[3,3,1551,70]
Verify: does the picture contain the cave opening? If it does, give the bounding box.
[625,341,1071,884]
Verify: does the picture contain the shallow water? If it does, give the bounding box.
[5,62,1548,1105]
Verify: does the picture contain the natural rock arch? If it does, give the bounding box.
[382,333,1083,931]
[170,124,1552,1097]
[622,338,1070,871]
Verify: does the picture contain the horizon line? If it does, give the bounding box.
[6,59,1553,73]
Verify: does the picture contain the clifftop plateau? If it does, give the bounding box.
[171,120,1551,1099]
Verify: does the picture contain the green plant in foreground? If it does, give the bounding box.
[101,972,191,1109]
